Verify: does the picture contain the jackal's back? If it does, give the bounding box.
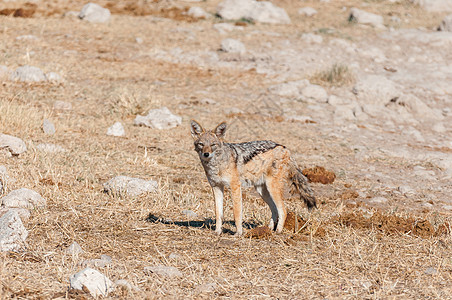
[226,140,284,165]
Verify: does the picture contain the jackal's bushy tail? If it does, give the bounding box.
[289,164,317,209]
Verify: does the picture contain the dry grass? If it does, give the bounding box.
[310,63,356,87]
[0,0,451,299]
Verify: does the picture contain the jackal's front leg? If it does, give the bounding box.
[212,185,224,235]
[230,180,243,236]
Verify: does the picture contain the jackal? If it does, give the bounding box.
[190,120,316,236]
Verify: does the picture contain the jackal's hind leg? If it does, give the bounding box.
[264,178,287,233]
[255,184,278,231]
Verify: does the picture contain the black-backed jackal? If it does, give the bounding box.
[190,120,316,236]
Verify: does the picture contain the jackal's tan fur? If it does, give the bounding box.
[190,120,316,236]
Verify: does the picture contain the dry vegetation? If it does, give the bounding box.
[0,0,451,299]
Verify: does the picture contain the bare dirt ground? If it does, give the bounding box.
[0,0,451,299]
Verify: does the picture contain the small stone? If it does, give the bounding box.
[10,65,47,83]
[134,107,181,130]
[107,122,125,137]
[36,143,67,153]
[298,7,317,17]
[103,176,158,197]
[82,255,112,268]
[1,188,46,209]
[349,8,385,29]
[0,208,30,221]
[195,282,217,294]
[369,196,388,204]
[398,185,415,196]
[220,38,246,54]
[187,7,210,19]
[115,279,140,292]
[301,33,323,44]
[301,84,328,103]
[0,134,27,156]
[424,267,437,275]
[144,265,182,278]
[217,0,290,24]
[43,119,56,135]
[65,241,83,255]
[135,37,143,44]
[69,268,115,297]
[46,72,63,83]
[79,3,111,23]
[16,35,39,41]
[0,210,28,251]
[182,209,197,218]
[53,101,72,111]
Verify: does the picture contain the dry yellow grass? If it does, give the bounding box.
[0,0,451,299]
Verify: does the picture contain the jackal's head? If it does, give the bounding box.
[190,120,227,162]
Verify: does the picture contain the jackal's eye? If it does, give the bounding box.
[196,142,204,148]
[211,143,218,148]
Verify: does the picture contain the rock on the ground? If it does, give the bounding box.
[107,122,125,137]
[43,119,56,135]
[301,84,328,103]
[10,65,47,83]
[0,134,27,155]
[0,210,28,251]
[353,75,400,105]
[36,143,67,153]
[115,279,141,292]
[82,254,112,268]
[79,3,111,23]
[134,107,182,129]
[65,241,83,255]
[0,208,30,221]
[103,176,158,197]
[46,72,63,83]
[187,7,210,19]
[268,80,308,98]
[394,94,442,120]
[195,282,217,294]
[144,265,183,278]
[217,0,291,24]
[349,8,385,29]
[1,188,46,209]
[414,0,452,12]
[301,33,323,44]
[220,38,246,54]
[298,7,317,17]
[439,14,452,31]
[69,268,115,297]
[0,166,7,195]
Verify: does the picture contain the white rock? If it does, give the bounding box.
[79,3,111,23]
[43,119,56,135]
[328,95,352,106]
[439,14,452,31]
[334,106,356,122]
[301,84,328,102]
[213,23,241,34]
[10,65,47,83]
[65,241,83,255]
[443,205,452,211]
[301,33,323,44]
[107,122,125,137]
[53,101,72,110]
[82,254,112,268]
[268,80,308,98]
[103,176,158,197]
[187,7,210,19]
[414,0,452,12]
[220,38,246,54]
[46,72,63,83]
[394,94,442,120]
[1,188,46,209]
[369,196,388,204]
[36,143,67,153]
[16,35,39,41]
[134,107,182,130]
[115,279,140,292]
[353,75,400,105]
[0,166,7,195]
[349,8,385,29]
[0,210,28,251]
[217,0,290,24]
[298,7,317,17]
[398,185,415,196]
[0,208,30,221]
[69,268,115,297]
[0,134,27,155]
[144,265,182,278]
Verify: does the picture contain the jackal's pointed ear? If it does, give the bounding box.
[214,122,227,139]
[190,120,204,139]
